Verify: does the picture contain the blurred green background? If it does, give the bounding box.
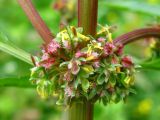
[0,0,160,120]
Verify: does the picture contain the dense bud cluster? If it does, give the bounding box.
[30,26,136,106]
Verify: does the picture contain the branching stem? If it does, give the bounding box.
[114,27,160,45]
[17,0,54,44]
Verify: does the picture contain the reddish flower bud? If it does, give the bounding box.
[53,1,66,10]
[91,52,99,58]
[63,40,71,49]
[64,71,72,81]
[47,40,60,54]
[100,91,106,97]
[68,60,80,75]
[116,44,124,55]
[93,61,100,68]
[103,42,116,56]
[108,86,115,93]
[75,51,86,58]
[41,53,49,61]
[121,56,133,68]
[71,61,80,75]
[111,57,118,64]
[39,57,55,69]
[65,86,74,97]
[97,37,105,42]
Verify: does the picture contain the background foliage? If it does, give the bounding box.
[0,0,160,120]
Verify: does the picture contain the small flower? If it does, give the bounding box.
[103,42,116,56]
[68,62,72,69]
[97,37,105,42]
[107,86,115,93]
[42,49,46,54]
[63,40,71,49]
[42,53,49,61]
[121,56,133,68]
[91,52,99,58]
[93,61,100,68]
[39,57,55,69]
[100,90,106,97]
[91,82,97,88]
[53,0,66,10]
[75,51,86,58]
[116,44,124,55]
[71,61,80,75]
[68,60,80,75]
[64,71,72,81]
[86,52,99,61]
[47,39,60,54]
[111,57,118,64]
[65,86,74,97]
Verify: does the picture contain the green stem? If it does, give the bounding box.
[67,0,98,120]
[68,100,94,120]
[78,0,98,36]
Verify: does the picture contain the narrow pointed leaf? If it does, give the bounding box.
[81,78,90,92]
[0,75,35,88]
[97,74,105,85]
[141,58,160,70]
[0,33,33,65]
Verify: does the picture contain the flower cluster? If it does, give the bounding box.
[30,26,136,106]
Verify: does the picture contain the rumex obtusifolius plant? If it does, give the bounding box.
[30,25,136,106]
[1,0,160,120]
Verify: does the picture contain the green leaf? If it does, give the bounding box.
[66,26,74,49]
[88,88,97,100]
[81,78,90,92]
[128,88,137,94]
[117,72,126,81]
[81,65,94,74]
[0,75,34,88]
[56,97,64,105]
[109,73,116,86]
[59,61,69,67]
[140,58,160,70]
[102,96,108,106]
[121,75,132,88]
[78,57,86,62]
[104,70,109,83]
[30,67,43,78]
[74,77,80,89]
[111,93,121,103]
[99,1,160,17]
[97,74,105,85]
[0,32,33,65]
[37,80,53,99]
[78,69,89,78]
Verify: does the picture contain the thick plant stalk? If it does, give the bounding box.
[17,0,54,44]
[114,27,160,45]
[68,100,94,120]
[78,0,98,36]
[67,0,98,120]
